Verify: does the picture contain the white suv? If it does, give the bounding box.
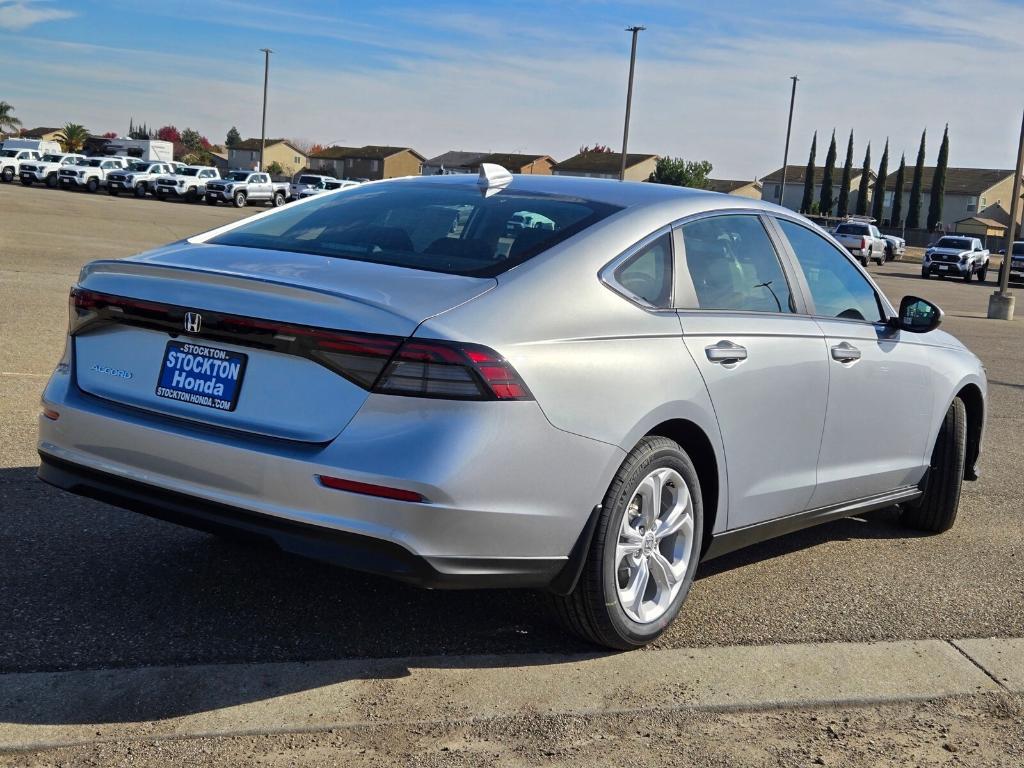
[106,161,176,198]
[0,148,41,183]
[19,153,86,187]
[58,157,127,192]
[154,166,221,202]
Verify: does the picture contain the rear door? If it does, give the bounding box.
[771,217,934,507]
[676,212,829,529]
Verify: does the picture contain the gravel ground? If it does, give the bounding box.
[4,694,1022,767]
[1,184,1022,672]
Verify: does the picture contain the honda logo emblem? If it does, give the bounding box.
[183,312,202,333]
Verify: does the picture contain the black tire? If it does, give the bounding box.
[184,188,197,203]
[134,182,147,198]
[1,167,14,182]
[86,177,99,193]
[45,173,58,188]
[901,398,966,534]
[272,191,286,207]
[551,436,703,650]
[978,264,988,282]
[963,268,973,282]
[921,270,930,279]
[233,191,247,208]
[20,177,32,186]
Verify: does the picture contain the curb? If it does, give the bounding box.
[0,637,1019,753]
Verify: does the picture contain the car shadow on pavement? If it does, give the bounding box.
[0,464,925,726]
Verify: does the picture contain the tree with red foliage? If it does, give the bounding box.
[308,143,325,156]
[579,144,613,154]
[101,131,118,139]
[156,125,180,143]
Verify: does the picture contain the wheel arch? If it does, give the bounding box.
[955,382,984,481]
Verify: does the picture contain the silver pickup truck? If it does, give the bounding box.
[922,235,990,281]
[832,220,887,267]
[204,171,289,208]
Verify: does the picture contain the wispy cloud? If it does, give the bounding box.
[0,0,74,30]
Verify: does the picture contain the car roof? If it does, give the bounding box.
[398,172,792,217]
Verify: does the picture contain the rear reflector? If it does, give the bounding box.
[42,407,60,421]
[317,474,426,503]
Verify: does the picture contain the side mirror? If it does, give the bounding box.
[892,296,943,333]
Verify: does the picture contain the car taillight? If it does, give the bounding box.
[67,288,532,401]
[373,339,532,401]
[861,236,869,250]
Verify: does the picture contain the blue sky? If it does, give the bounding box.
[2,0,1023,178]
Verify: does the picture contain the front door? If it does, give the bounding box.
[676,213,829,529]
[771,217,934,508]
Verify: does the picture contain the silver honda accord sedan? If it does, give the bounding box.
[38,168,986,649]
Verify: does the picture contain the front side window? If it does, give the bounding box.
[680,214,794,313]
[208,182,621,277]
[776,218,883,323]
[612,232,673,308]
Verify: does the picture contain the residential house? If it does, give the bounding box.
[552,152,658,182]
[706,178,762,199]
[18,126,63,143]
[883,167,1015,230]
[309,145,425,181]
[421,151,489,175]
[760,165,875,214]
[473,152,554,174]
[227,139,308,176]
[953,203,1021,241]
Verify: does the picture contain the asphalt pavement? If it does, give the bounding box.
[1,184,1022,674]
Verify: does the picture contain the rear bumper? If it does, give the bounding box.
[38,452,562,589]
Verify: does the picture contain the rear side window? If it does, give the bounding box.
[776,218,883,323]
[209,182,622,277]
[612,233,673,308]
[680,214,794,313]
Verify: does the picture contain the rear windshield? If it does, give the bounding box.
[1013,242,1024,256]
[835,223,869,235]
[297,175,322,184]
[208,182,622,277]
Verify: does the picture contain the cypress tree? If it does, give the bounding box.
[907,130,926,229]
[891,154,906,228]
[800,132,817,214]
[837,131,854,218]
[871,139,889,223]
[855,143,871,216]
[819,130,837,216]
[928,124,949,231]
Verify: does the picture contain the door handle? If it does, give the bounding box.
[705,340,748,364]
[831,342,861,363]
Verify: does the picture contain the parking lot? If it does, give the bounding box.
[1,182,1023,763]
[2,181,1024,665]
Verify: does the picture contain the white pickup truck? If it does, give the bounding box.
[0,147,42,183]
[18,153,85,187]
[204,171,289,208]
[832,220,887,267]
[105,160,177,197]
[922,235,990,281]
[58,157,127,192]
[154,166,221,202]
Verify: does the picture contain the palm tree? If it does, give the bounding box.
[0,101,22,134]
[56,123,89,153]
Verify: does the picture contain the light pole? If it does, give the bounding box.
[987,110,1022,320]
[779,75,799,208]
[620,25,645,182]
[259,47,273,172]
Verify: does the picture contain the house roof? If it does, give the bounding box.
[884,167,1013,195]
[706,178,761,194]
[424,150,490,167]
[553,151,658,173]
[310,145,425,162]
[475,152,553,170]
[20,126,61,138]
[955,203,1012,227]
[230,138,306,155]
[761,165,872,184]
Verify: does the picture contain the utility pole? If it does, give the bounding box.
[987,110,1022,320]
[259,48,273,172]
[779,75,799,208]
[619,26,645,182]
